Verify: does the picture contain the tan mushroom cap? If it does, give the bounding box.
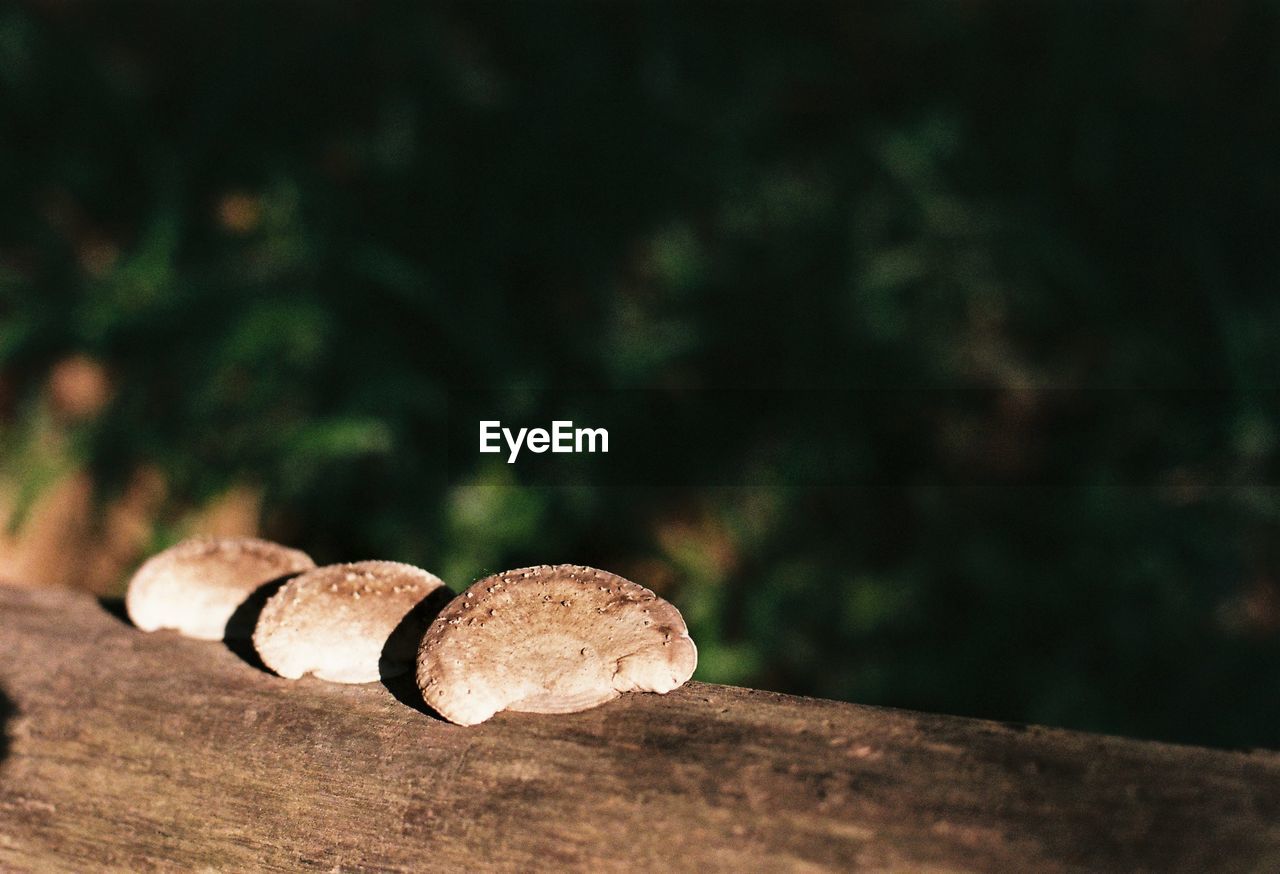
[125,537,315,641]
[416,564,697,726]
[253,560,451,684]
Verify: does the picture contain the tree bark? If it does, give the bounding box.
[1,585,1277,872]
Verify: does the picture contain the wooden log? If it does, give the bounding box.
[1,584,1278,872]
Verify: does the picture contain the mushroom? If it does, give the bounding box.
[416,564,697,725]
[125,537,315,641]
[253,561,452,684]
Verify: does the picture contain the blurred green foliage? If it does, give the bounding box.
[2,1,1280,748]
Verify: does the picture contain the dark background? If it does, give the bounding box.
[3,1,1280,749]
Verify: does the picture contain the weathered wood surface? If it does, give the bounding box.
[1,585,1278,873]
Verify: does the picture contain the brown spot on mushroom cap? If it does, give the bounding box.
[124,537,315,641]
[416,564,697,726]
[253,560,451,684]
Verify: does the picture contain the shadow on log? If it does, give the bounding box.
[223,574,294,671]
[379,586,453,720]
[96,596,130,627]
[0,688,14,766]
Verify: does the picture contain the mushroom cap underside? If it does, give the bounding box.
[254,560,451,683]
[417,564,696,725]
[125,537,315,640]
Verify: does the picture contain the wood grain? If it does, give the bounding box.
[1,585,1278,872]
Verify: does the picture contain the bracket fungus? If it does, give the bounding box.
[253,561,451,684]
[416,564,697,725]
[125,537,316,641]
